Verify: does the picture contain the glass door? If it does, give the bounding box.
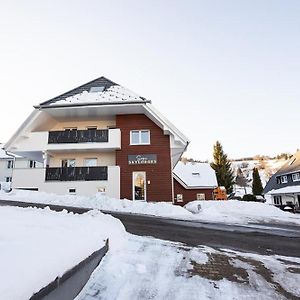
[132,172,146,201]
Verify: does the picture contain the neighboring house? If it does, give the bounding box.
[0,144,43,190]
[173,161,218,205]
[0,144,14,189]
[263,150,300,210]
[4,76,189,201]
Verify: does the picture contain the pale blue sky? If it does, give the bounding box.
[0,0,299,160]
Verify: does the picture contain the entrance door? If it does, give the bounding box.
[133,172,146,201]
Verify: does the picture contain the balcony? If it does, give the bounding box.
[48,129,108,144]
[45,166,108,181]
[11,129,121,154]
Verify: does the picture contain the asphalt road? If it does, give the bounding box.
[1,199,299,257]
[109,212,300,257]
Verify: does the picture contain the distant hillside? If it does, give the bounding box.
[230,158,287,196]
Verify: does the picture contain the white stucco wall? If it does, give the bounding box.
[11,166,120,198]
[0,159,14,183]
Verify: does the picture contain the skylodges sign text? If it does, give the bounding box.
[128,154,157,165]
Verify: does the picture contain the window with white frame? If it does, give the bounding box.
[273,195,282,205]
[196,193,205,200]
[69,188,76,195]
[176,194,183,202]
[281,175,288,184]
[130,130,150,145]
[292,173,300,182]
[29,160,36,168]
[5,177,12,182]
[7,160,14,169]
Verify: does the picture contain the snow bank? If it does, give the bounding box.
[0,206,126,300]
[0,189,191,218]
[185,200,300,225]
[1,189,299,226]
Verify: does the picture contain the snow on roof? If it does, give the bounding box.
[49,85,146,106]
[268,186,300,195]
[0,144,13,159]
[173,161,218,188]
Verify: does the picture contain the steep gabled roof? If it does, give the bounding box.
[36,76,149,108]
[263,150,300,194]
[173,161,218,189]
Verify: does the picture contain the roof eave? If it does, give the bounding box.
[35,100,152,109]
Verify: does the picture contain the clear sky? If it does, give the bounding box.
[0,0,299,160]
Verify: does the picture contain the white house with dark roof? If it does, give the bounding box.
[264,150,300,210]
[4,76,189,201]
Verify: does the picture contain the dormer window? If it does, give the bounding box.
[281,175,288,184]
[89,86,105,93]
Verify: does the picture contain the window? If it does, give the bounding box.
[273,196,282,205]
[192,172,200,176]
[84,158,97,167]
[29,160,36,168]
[281,175,288,183]
[130,130,150,145]
[5,177,12,182]
[87,126,97,130]
[292,173,300,182]
[69,188,76,195]
[62,159,76,168]
[176,194,183,202]
[7,160,14,169]
[196,193,205,200]
[90,86,105,93]
[64,127,77,131]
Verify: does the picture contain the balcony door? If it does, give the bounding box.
[132,172,146,201]
[61,159,76,168]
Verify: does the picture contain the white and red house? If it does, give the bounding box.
[4,76,216,203]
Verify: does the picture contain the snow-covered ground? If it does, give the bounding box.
[185,200,300,225]
[0,206,126,300]
[76,235,300,300]
[1,189,299,226]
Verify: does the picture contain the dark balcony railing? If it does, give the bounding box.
[48,129,109,144]
[45,166,108,181]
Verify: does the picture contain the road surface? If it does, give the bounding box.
[0,199,299,257]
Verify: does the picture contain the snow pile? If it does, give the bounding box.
[185,200,300,225]
[1,189,299,225]
[0,181,11,191]
[0,189,191,218]
[51,85,145,105]
[0,206,126,300]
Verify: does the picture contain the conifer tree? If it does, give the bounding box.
[210,141,235,193]
[252,167,263,195]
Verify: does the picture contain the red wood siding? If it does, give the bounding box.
[116,114,173,202]
[173,178,214,206]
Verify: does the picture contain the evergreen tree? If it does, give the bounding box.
[210,141,235,193]
[252,167,263,195]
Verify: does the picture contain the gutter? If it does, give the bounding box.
[34,100,151,109]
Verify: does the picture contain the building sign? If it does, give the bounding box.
[128,154,157,165]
